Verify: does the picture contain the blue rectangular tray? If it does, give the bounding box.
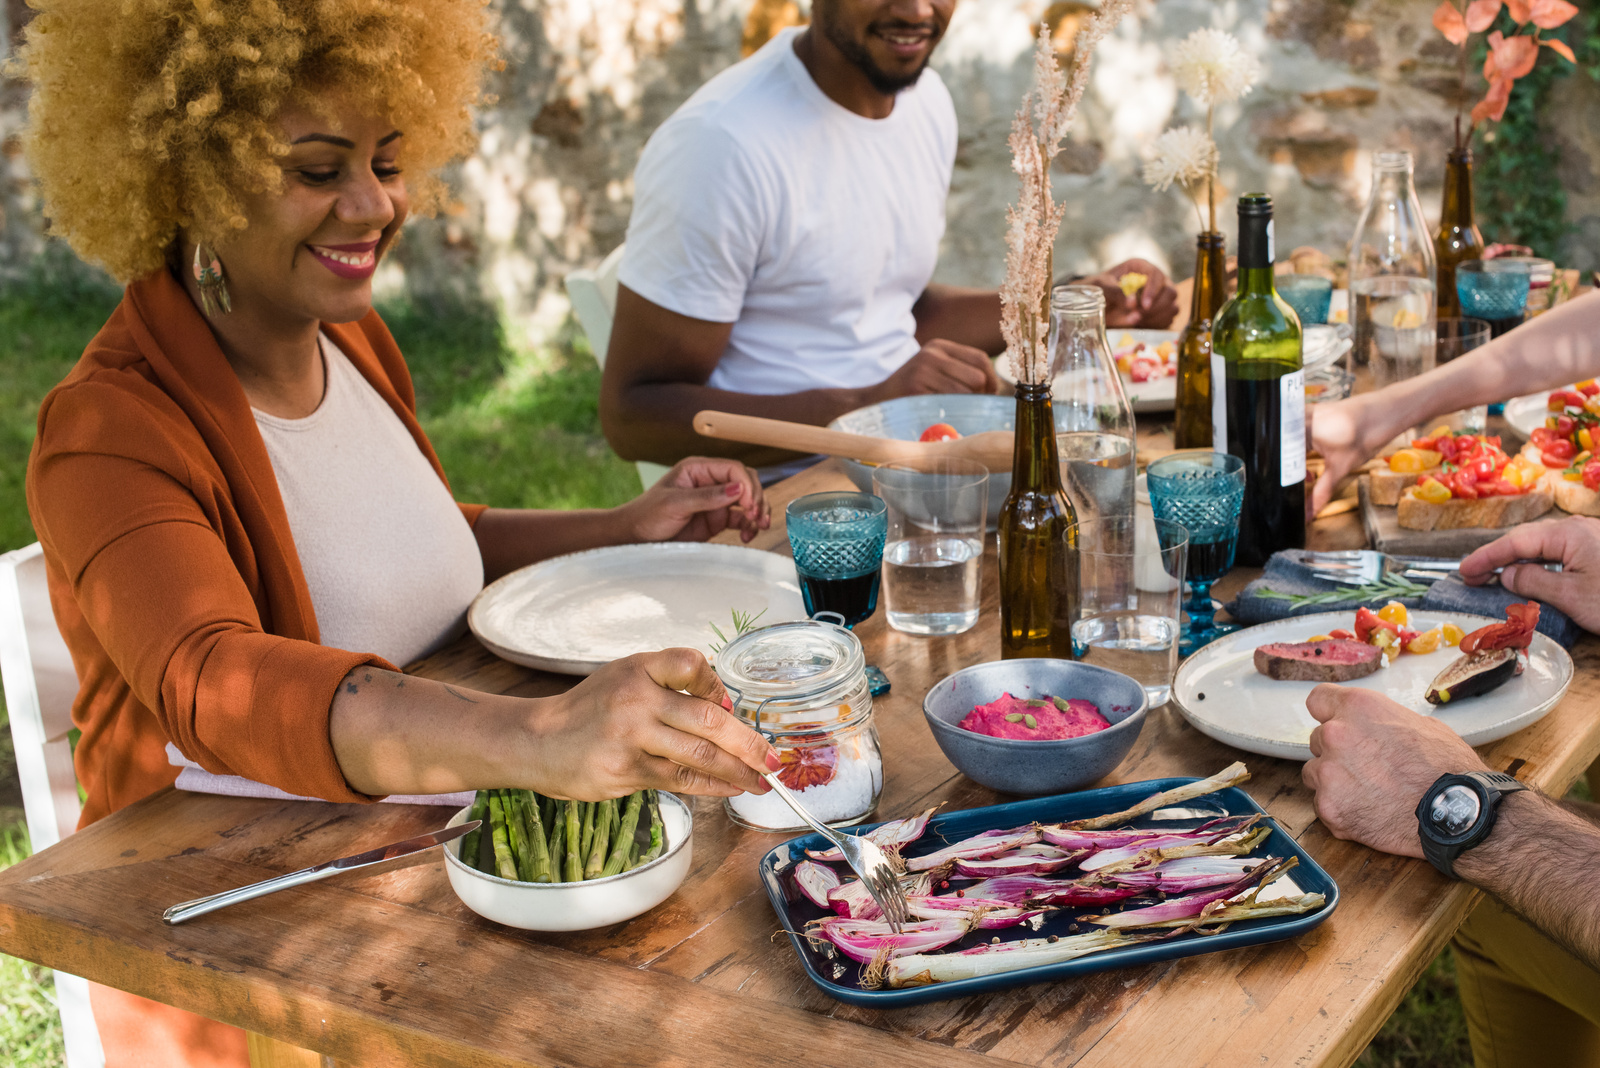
[757,777,1339,1007]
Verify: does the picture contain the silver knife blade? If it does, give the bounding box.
[163,819,480,925]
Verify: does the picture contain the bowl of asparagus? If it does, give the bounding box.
[444,788,693,931]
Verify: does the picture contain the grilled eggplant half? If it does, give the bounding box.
[1425,647,1520,706]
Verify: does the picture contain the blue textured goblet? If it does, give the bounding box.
[1145,452,1245,656]
[785,492,888,628]
[1457,260,1531,339]
[1278,274,1333,326]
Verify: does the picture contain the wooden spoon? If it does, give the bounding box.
[693,410,1016,473]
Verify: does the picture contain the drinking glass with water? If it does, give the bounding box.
[872,459,988,636]
[1067,516,1189,707]
[785,492,887,629]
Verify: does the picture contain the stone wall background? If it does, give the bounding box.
[2,0,1596,342]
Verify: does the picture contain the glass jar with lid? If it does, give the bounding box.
[715,620,883,831]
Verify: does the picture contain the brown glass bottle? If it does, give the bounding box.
[1434,146,1484,319]
[998,382,1078,659]
[1173,231,1229,449]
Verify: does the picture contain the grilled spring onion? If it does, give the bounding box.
[464,788,664,884]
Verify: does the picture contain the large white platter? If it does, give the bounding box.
[1504,390,1552,443]
[1171,610,1573,760]
[468,543,807,676]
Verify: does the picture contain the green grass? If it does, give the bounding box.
[0,817,66,1067]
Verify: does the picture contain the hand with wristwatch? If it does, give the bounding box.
[1415,771,1528,880]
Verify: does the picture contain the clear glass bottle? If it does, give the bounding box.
[1348,150,1437,386]
[1047,284,1136,529]
[715,620,883,831]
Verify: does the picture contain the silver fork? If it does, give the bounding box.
[1301,549,1464,585]
[763,773,909,932]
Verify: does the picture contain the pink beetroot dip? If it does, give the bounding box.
[958,693,1110,740]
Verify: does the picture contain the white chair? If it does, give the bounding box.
[0,543,105,1067]
[564,244,671,491]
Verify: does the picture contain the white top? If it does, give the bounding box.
[619,27,957,395]
[254,338,484,667]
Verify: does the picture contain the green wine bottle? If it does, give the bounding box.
[1211,194,1305,567]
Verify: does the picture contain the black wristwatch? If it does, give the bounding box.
[1415,771,1527,880]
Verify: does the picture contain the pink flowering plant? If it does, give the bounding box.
[1432,0,1578,141]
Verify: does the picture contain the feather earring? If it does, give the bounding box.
[192,242,232,316]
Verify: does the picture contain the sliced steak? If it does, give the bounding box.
[1253,639,1382,682]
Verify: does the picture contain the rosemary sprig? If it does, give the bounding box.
[708,607,768,655]
[1255,574,1430,609]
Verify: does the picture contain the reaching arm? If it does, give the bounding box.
[599,285,999,466]
[1311,290,1600,511]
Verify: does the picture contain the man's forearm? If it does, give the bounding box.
[1455,789,1600,971]
[913,285,1004,354]
[601,380,876,466]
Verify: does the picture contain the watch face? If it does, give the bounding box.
[1431,784,1482,837]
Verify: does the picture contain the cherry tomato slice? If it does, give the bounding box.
[919,423,961,443]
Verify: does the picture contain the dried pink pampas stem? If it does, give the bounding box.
[1001,2,1135,385]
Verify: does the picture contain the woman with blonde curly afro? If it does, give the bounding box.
[17,2,776,1063]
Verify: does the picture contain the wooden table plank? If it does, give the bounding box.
[1,457,1595,1068]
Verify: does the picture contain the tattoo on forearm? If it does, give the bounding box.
[444,685,480,704]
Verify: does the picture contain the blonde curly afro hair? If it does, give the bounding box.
[16,0,499,283]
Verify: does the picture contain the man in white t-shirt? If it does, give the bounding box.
[600,0,1177,467]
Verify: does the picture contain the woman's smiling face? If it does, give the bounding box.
[210,100,409,326]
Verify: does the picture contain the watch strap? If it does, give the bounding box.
[1416,771,1527,880]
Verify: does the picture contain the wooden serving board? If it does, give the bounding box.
[1357,476,1513,556]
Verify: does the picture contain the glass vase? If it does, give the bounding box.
[1174,231,1228,449]
[1348,150,1437,384]
[997,381,1078,660]
[1048,284,1136,529]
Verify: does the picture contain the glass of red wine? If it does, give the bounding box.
[785,492,888,629]
[1145,452,1245,656]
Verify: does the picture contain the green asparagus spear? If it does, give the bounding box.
[626,834,641,872]
[601,791,646,877]
[517,790,553,883]
[547,801,565,871]
[487,792,518,880]
[639,790,665,865]
[459,790,489,868]
[578,800,596,860]
[584,798,615,879]
[501,790,532,880]
[564,799,582,882]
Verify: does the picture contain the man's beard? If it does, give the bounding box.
[818,12,939,94]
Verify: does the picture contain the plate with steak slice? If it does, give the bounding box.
[1172,610,1571,760]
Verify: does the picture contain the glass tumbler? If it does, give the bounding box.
[1434,317,1493,434]
[1145,452,1245,656]
[871,458,989,636]
[1457,260,1530,338]
[1278,274,1334,326]
[785,492,887,628]
[1068,516,1189,707]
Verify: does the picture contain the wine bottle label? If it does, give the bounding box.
[1280,370,1307,487]
[1210,352,1227,447]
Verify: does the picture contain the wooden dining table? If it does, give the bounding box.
[2,454,1597,1068]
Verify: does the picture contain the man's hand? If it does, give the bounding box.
[1301,685,1489,858]
[1083,258,1180,329]
[871,338,1001,401]
[621,457,770,543]
[1459,515,1600,633]
[528,649,780,800]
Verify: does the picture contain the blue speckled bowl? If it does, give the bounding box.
[922,659,1148,796]
[830,394,1073,527]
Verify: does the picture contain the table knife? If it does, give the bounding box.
[163,820,480,925]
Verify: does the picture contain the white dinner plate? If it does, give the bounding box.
[1504,390,1553,443]
[996,329,1179,413]
[1171,610,1573,760]
[468,543,807,676]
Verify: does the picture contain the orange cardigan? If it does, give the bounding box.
[27,270,486,826]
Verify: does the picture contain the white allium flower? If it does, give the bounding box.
[1172,28,1262,106]
[1142,126,1217,191]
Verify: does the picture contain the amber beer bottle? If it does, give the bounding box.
[997,381,1077,659]
[1173,231,1229,449]
[1434,146,1484,319]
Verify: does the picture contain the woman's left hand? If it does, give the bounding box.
[623,458,771,543]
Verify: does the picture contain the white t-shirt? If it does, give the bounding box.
[254,338,484,667]
[619,26,957,395]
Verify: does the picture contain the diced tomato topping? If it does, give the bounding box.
[1584,461,1600,492]
[919,423,961,443]
[1483,478,1522,497]
[1560,390,1589,410]
[1555,414,1577,437]
[1327,629,1355,640]
[1581,381,1600,397]
[1354,607,1401,645]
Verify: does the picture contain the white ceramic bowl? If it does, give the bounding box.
[443,794,694,931]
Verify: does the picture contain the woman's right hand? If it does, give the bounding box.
[525,648,779,801]
[1309,393,1380,516]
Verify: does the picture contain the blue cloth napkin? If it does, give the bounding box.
[1225,550,1581,648]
